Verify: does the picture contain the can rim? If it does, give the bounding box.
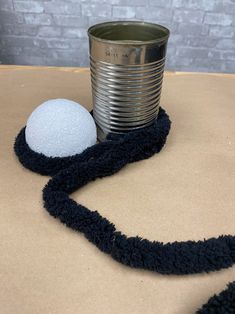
[87,20,170,45]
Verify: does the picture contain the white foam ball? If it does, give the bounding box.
[25,99,97,157]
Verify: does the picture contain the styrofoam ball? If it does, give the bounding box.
[25,99,97,157]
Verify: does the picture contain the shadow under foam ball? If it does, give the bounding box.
[25,99,97,158]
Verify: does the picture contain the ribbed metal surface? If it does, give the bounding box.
[90,56,165,134]
[88,21,169,140]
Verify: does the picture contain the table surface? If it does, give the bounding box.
[0,66,235,314]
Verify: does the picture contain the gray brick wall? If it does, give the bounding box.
[0,0,235,73]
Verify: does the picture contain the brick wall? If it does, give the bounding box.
[0,0,235,73]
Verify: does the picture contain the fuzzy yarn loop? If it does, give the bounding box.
[14,107,235,313]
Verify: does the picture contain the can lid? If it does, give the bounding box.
[88,21,170,45]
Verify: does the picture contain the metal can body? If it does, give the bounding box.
[88,21,170,141]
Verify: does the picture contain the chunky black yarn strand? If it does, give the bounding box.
[14,107,235,313]
[197,282,235,314]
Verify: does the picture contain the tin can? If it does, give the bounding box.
[88,21,170,141]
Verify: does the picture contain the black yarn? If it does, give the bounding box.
[197,282,235,313]
[14,107,235,312]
